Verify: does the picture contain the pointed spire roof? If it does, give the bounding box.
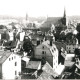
[64,7,66,18]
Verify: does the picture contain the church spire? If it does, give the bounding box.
[64,7,66,18]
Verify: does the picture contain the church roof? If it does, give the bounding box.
[40,17,63,32]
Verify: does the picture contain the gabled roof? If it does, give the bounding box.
[0,50,11,64]
[38,71,54,80]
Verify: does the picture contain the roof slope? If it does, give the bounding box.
[0,50,11,64]
[53,41,66,51]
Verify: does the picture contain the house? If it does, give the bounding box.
[21,60,41,79]
[66,37,79,53]
[64,54,75,73]
[34,40,58,71]
[0,50,21,79]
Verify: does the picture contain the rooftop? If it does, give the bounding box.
[0,50,11,64]
[53,41,66,51]
[25,61,41,69]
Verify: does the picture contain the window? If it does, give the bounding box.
[15,71,17,75]
[12,57,13,60]
[42,51,44,54]
[54,63,55,65]
[42,46,44,49]
[9,58,10,61]
[15,62,17,66]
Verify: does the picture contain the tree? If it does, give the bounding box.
[23,40,34,56]
[59,32,66,41]
[65,32,73,43]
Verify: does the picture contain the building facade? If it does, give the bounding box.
[34,40,58,71]
[0,51,21,79]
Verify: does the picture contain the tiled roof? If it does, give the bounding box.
[53,41,66,51]
[0,50,11,64]
[25,61,41,69]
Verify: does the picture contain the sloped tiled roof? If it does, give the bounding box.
[53,41,66,51]
[0,50,11,64]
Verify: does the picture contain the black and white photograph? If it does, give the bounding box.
[0,0,80,79]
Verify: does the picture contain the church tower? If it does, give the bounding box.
[62,7,66,26]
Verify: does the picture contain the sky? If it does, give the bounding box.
[0,0,80,17]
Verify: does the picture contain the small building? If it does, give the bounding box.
[66,37,79,53]
[23,61,41,73]
[0,50,21,79]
